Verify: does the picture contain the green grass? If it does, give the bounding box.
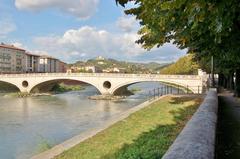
[55,96,202,159]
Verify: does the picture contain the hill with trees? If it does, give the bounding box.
[68,57,170,74]
[160,55,199,75]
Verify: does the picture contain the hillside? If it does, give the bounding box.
[160,55,199,75]
[68,57,169,74]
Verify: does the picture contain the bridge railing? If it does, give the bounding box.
[0,73,202,79]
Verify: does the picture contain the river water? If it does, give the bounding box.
[0,82,177,159]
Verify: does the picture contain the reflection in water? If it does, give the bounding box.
[0,82,179,159]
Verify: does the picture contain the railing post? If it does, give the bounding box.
[177,85,179,94]
[153,88,155,99]
[149,90,151,100]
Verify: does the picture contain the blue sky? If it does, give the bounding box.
[0,0,186,63]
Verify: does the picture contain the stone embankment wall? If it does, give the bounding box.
[162,89,218,159]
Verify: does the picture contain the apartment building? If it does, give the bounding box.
[0,43,67,73]
[0,43,26,73]
[25,52,40,73]
[39,55,66,73]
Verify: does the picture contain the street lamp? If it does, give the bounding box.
[211,56,215,87]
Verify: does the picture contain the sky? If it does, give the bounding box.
[0,0,187,63]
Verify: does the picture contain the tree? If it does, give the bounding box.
[116,0,240,96]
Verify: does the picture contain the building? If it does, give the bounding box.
[84,66,102,73]
[97,61,105,65]
[25,52,40,73]
[68,66,85,73]
[57,61,67,73]
[96,56,105,60]
[102,67,126,73]
[102,68,112,73]
[0,43,26,73]
[0,42,67,74]
[39,55,66,73]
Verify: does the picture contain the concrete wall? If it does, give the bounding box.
[162,89,218,159]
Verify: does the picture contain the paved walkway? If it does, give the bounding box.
[216,91,240,159]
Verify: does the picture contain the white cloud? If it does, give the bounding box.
[116,16,138,32]
[32,26,186,63]
[15,0,99,19]
[33,26,143,61]
[12,42,26,49]
[0,19,16,38]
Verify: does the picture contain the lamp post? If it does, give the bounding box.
[211,56,215,87]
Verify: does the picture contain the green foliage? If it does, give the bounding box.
[116,0,240,95]
[116,0,240,54]
[160,54,199,75]
[51,83,84,93]
[129,87,141,93]
[116,0,240,69]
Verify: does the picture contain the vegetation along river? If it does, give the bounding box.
[0,82,182,159]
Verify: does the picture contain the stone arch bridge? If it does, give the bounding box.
[0,73,206,95]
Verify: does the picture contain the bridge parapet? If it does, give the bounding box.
[0,73,202,79]
[0,73,205,94]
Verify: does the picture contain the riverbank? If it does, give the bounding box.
[32,95,202,159]
[51,83,85,93]
[2,83,85,98]
[88,95,126,101]
[3,92,52,98]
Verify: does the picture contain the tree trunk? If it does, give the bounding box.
[231,72,235,90]
[223,75,227,88]
[227,75,231,89]
[218,73,223,87]
[227,73,234,90]
[235,69,240,97]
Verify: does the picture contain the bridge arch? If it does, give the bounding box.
[111,80,194,95]
[29,78,101,94]
[0,80,21,92]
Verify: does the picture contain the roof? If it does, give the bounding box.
[0,43,25,51]
[39,55,66,64]
[25,52,40,57]
[40,55,57,60]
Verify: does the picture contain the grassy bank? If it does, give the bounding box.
[55,95,202,159]
[51,83,84,93]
